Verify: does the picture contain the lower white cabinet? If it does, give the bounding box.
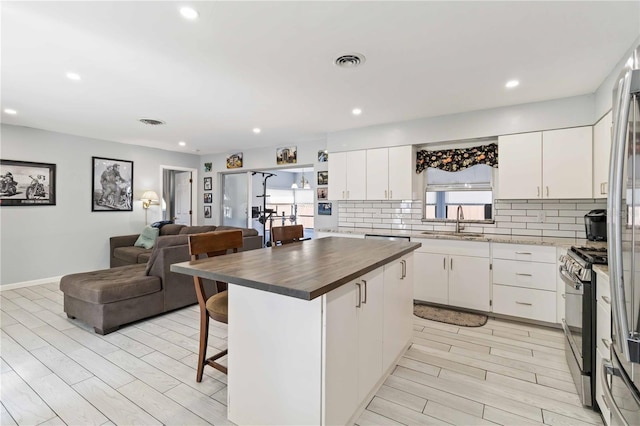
[412,239,491,312]
[595,268,611,425]
[492,285,556,322]
[383,255,413,373]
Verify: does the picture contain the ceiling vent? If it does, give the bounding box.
[139,118,165,126]
[334,53,366,68]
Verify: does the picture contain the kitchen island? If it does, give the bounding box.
[171,237,420,425]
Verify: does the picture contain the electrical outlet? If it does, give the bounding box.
[537,211,546,223]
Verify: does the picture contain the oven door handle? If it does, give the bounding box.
[559,266,582,291]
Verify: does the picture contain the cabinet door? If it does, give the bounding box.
[413,252,448,305]
[346,150,367,200]
[367,148,389,200]
[449,255,490,311]
[498,132,542,199]
[542,127,593,199]
[323,281,358,426]
[328,152,347,200]
[383,255,413,373]
[596,347,611,425]
[593,112,612,199]
[357,269,384,403]
[388,145,414,200]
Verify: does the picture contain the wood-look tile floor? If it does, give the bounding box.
[0,282,603,425]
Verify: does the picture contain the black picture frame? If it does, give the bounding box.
[204,192,212,204]
[276,146,297,165]
[317,188,328,200]
[0,159,56,206]
[318,150,328,162]
[317,171,328,185]
[204,177,212,191]
[204,205,212,218]
[91,156,133,212]
[318,202,332,215]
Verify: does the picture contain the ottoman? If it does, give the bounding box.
[60,264,163,334]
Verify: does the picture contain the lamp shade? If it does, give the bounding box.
[141,190,159,202]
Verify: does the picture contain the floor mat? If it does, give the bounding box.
[413,303,488,327]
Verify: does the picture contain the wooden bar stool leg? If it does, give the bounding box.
[197,308,209,382]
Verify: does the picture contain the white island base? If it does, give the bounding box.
[227,253,414,425]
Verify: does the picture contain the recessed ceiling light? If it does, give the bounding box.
[352,108,362,116]
[66,72,81,81]
[505,80,519,88]
[4,109,17,115]
[180,7,199,20]
[253,128,261,134]
[179,141,186,146]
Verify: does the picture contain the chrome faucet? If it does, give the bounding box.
[456,205,465,233]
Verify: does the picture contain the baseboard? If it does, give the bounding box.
[0,276,62,291]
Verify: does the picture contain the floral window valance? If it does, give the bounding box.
[416,143,498,174]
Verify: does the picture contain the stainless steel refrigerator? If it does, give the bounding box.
[604,43,640,426]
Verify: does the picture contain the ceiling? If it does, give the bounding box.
[2,2,639,155]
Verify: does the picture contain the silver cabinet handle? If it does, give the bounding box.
[515,252,532,255]
[450,258,453,270]
[362,280,367,304]
[602,338,611,349]
[561,293,566,299]
[516,301,533,306]
[601,359,626,425]
[537,186,540,197]
[602,295,611,304]
[546,186,549,197]
[515,273,532,277]
[390,190,393,199]
[443,257,446,270]
[400,260,406,279]
[342,191,345,199]
[347,190,349,199]
[384,190,387,199]
[356,283,361,308]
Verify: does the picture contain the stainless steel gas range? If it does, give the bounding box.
[559,246,608,407]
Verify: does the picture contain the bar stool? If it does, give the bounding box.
[270,224,306,245]
[188,230,243,381]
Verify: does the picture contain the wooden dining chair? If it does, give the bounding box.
[270,224,306,245]
[188,230,243,381]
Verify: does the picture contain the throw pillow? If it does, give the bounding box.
[134,226,160,249]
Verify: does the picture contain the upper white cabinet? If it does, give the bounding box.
[366,146,418,200]
[328,150,366,201]
[593,111,613,198]
[498,127,593,199]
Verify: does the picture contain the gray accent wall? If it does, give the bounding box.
[0,124,199,286]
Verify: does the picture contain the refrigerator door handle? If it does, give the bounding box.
[608,67,635,362]
[601,358,629,426]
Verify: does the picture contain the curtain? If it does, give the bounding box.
[416,143,498,174]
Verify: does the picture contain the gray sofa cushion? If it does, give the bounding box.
[144,234,189,276]
[60,264,161,304]
[178,225,217,235]
[113,246,151,264]
[159,224,186,236]
[216,226,259,237]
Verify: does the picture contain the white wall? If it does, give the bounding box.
[199,139,337,230]
[327,94,594,151]
[0,124,199,285]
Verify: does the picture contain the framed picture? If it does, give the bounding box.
[204,205,212,218]
[318,150,328,162]
[317,171,328,185]
[226,152,243,169]
[204,192,212,204]
[318,202,332,215]
[92,157,133,211]
[204,162,212,172]
[0,159,56,206]
[317,187,328,200]
[276,146,297,165]
[204,177,212,191]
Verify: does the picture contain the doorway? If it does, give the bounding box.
[160,165,197,226]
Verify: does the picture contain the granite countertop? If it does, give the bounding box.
[316,227,607,249]
[171,237,421,300]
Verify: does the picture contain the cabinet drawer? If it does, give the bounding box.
[596,347,611,425]
[492,243,556,264]
[597,300,612,354]
[493,259,556,291]
[492,285,556,322]
[413,238,489,257]
[596,270,611,305]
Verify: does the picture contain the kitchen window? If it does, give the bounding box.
[424,164,495,221]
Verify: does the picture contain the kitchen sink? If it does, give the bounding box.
[420,231,484,238]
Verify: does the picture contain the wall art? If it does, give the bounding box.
[317,187,328,200]
[318,202,332,215]
[204,177,212,191]
[0,159,56,206]
[204,162,212,172]
[276,146,297,165]
[204,192,212,204]
[92,157,133,211]
[226,153,243,169]
[318,150,328,162]
[317,171,328,185]
[204,205,212,218]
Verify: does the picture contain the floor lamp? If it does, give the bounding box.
[141,190,159,225]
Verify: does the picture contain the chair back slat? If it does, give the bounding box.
[271,225,304,245]
[188,230,244,260]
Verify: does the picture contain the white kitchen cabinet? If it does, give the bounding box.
[356,268,384,402]
[492,243,557,323]
[366,145,418,200]
[498,127,592,199]
[412,238,491,312]
[328,150,366,201]
[595,267,611,425]
[593,111,613,199]
[383,255,413,373]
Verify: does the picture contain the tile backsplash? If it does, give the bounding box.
[337,199,606,239]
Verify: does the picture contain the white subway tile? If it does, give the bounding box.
[511,216,538,223]
[526,223,559,230]
[559,210,587,217]
[498,222,526,229]
[546,216,576,224]
[542,203,566,210]
[559,224,585,232]
[512,229,543,236]
[543,229,576,238]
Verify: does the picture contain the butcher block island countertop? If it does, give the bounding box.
[171,236,421,426]
[171,236,421,300]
